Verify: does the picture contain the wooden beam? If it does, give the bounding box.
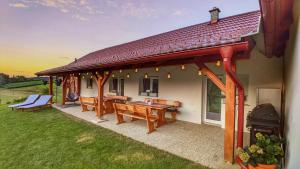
[195,62,226,93]
[49,76,53,104]
[224,61,236,164]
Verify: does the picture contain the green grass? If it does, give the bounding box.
[0,106,209,169]
[1,80,43,89]
[0,85,62,104]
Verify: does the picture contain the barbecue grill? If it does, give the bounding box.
[247,103,281,144]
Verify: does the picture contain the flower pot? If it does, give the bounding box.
[249,164,277,169]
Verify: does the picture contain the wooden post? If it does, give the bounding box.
[97,76,104,117]
[77,75,81,96]
[62,75,68,106]
[94,72,111,118]
[49,76,53,104]
[221,48,236,164]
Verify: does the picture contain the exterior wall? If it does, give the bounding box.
[284,1,300,168]
[79,45,283,130]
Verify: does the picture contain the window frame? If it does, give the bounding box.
[86,78,93,89]
[139,76,159,97]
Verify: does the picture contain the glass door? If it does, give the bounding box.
[204,78,223,125]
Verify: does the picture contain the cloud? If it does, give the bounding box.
[73,14,88,21]
[121,2,157,18]
[9,3,28,8]
[19,0,101,15]
[60,8,69,13]
[172,9,188,17]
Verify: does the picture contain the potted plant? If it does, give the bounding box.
[237,132,284,169]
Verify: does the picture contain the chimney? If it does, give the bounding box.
[209,7,221,24]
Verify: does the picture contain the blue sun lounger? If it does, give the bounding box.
[17,95,52,110]
[8,94,40,109]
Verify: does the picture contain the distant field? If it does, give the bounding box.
[0,85,62,105]
[0,80,43,89]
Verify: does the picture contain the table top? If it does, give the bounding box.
[128,101,172,109]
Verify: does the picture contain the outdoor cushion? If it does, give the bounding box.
[8,94,40,108]
[17,95,52,109]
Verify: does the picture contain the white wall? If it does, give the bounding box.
[284,1,300,168]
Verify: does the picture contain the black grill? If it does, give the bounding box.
[247,103,281,144]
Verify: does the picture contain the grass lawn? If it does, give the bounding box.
[0,105,210,169]
[0,85,62,104]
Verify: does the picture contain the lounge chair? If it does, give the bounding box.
[8,94,40,110]
[17,95,52,110]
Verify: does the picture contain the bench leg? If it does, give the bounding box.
[116,113,125,124]
[170,111,177,122]
[146,120,156,134]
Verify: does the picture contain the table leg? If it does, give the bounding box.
[156,109,167,127]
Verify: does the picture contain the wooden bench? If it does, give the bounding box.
[148,98,181,122]
[113,103,157,134]
[79,97,98,112]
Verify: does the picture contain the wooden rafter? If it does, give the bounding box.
[195,61,226,93]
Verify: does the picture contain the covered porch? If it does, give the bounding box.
[54,103,249,169]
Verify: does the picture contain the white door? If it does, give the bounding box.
[203,77,223,125]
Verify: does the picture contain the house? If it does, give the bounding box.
[36,0,298,167]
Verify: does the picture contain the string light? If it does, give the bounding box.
[78,73,81,75]
[119,69,122,73]
[126,73,130,78]
[181,64,185,70]
[82,76,85,79]
[96,71,99,75]
[216,60,221,67]
[90,76,93,79]
[144,73,148,79]
[135,68,138,73]
[198,70,202,76]
[112,74,115,78]
[167,72,171,79]
[105,71,109,75]
[155,67,159,72]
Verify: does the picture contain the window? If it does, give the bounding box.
[109,78,124,96]
[139,76,159,97]
[86,78,93,89]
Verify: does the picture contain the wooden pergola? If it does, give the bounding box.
[46,41,253,163]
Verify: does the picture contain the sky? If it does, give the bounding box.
[0,0,260,77]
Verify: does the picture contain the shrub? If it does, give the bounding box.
[237,133,284,167]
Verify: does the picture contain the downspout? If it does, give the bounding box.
[220,46,245,149]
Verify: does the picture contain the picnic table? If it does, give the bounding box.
[128,101,173,127]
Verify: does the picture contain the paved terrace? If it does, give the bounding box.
[54,104,249,169]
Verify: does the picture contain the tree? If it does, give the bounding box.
[0,73,9,85]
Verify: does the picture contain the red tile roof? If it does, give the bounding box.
[36,10,261,75]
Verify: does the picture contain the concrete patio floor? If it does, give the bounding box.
[54,104,249,169]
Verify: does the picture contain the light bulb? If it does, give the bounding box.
[155,67,159,72]
[216,60,221,67]
[181,64,185,70]
[167,72,171,79]
[198,70,202,76]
